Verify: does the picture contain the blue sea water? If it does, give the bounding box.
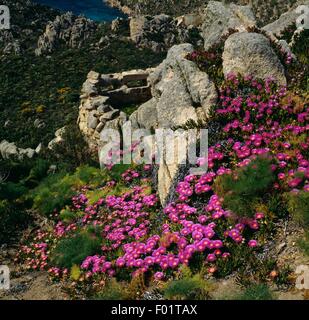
[34,0,125,21]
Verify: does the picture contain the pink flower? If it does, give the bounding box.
[222,252,231,259]
[249,220,259,230]
[278,173,285,180]
[255,212,265,220]
[288,178,302,188]
[206,254,216,262]
[116,258,125,267]
[154,272,164,280]
[228,229,240,238]
[192,231,203,241]
[198,215,208,224]
[248,240,258,248]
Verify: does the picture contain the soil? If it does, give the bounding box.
[0,244,67,300]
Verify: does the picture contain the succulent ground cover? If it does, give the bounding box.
[16,70,308,298]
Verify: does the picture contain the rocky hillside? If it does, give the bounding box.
[106,0,299,25]
[0,0,165,150]
[0,0,308,301]
[0,0,59,54]
[78,0,309,206]
[106,0,207,16]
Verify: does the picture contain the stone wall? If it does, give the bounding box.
[78,68,154,148]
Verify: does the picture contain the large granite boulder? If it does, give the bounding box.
[222,32,287,85]
[157,132,190,206]
[130,43,218,129]
[201,1,256,50]
[129,44,217,205]
[129,99,158,130]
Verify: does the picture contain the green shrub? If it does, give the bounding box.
[286,191,309,228]
[59,208,82,223]
[51,227,102,269]
[0,158,51,201]
[85,184,130,205]
[266,193,289,219]
[236,284,275,300]
[73,166,109,186]
[31,171,72,215]
[298,231,309,256]
[108,164,132,181]
[31,165,109,215]
[96,279,127,300]
[19,158,50,189]
[288,29,309,92]
[25,159,49,182]
[0,200,30,244]
[164,274,211,300]
[0,182,28,201]
[0,157,48,184]
[215,157,275,217]
[121,104,138,116]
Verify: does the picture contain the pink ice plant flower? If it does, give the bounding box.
[21,75,309,281]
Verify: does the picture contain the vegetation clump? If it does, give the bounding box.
[236,283,275,300]
[51,228,102,269]
[215,157,275,218]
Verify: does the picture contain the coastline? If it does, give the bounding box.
[33,0,126,21]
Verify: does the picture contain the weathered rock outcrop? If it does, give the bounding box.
[35,12,97,56]
[201,1,256,50]
[130,44,217,205]
[0,140,41,160]
[0,0,61,56]
[78,44,217,205]
[222,32,287,85]
[262,1,309,37]
[129,14,201,52]
[130,43,218,129]
[48,127,66,150]
[105,0,206,17]
[105,0,300,26]
[156,135,191,206]
[0,30,21,55]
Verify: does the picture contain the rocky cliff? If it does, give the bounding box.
[106,0,300,25]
